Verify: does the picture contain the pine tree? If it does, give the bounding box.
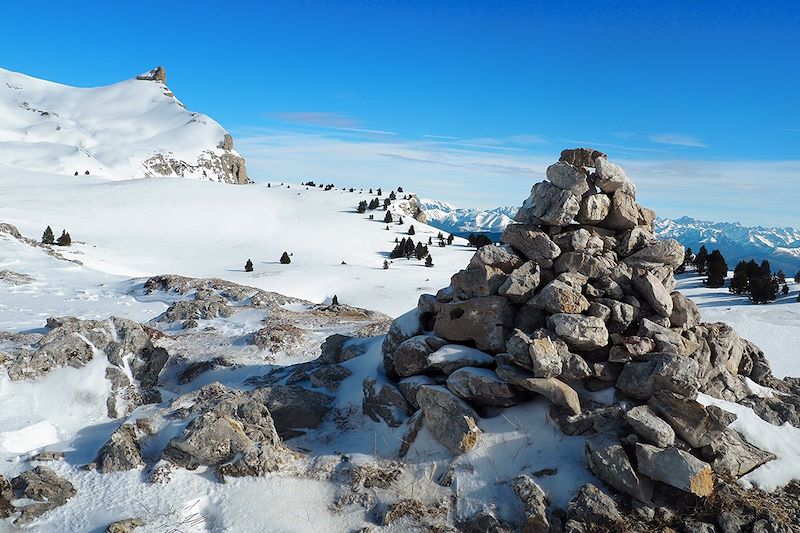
[750,275,777,304]
[384,211,393,223]
[425,255,433,268]
[377,188,382,196]
[397,186,404,192]
[414,242,425,260]
[676,247,694,274]
[705,249,727,288]
[447,234,454,245]
[776,270,786,283]
[428,237,432,245]
[408,225,415,235]
[389,191,396,200]
[694,246,709,275]
[398,216,404,225]
[404,238,415,259]
[267,183,271,188]
[42,226,55,245]
[280,252,291,264]
[729,261,750,294]
[795,271,800,283]
[782,284,789,295]
[383,260,389,270]
[332,295,339,305]
[357,200,367,213]
[244,259,254,272]
[56,230,72,246]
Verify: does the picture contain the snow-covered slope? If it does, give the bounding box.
[0,66,249,183]
[0,166,473,317]
[419,198,516,238]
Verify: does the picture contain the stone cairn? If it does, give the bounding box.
[377,148,777,511]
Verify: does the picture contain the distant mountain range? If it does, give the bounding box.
[419,201,800,274]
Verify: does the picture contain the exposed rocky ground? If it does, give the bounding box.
[1,150,798,532]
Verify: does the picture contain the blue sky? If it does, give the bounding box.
[2,1,798,225]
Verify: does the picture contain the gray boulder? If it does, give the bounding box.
[546,161,590,196]
[700,429,775,478]
[623,239,684,270]
[253,385,332,438]
[416,385,482,454]
[602,190,639,229]
[434,296,514,353]
[498,261,540,304]
[513,475,550,533]
[547,313,609,351]
[468,244,523,274]
[624,405,675,447]
[594,157,636,196]
[649,390,737,448]
[531,279,589,315]
[630,268,673,317]
[446,367,523,407]
[585,435,653,502]
[559,147,606,167]
[363,378,411,427]
[670,292,700,330]
[501,224,561,262]
[450,265,507,300]
[95,424,144,473]
[554,252,611,279]
[566,483,623,528]
[393,335,448,377]
[576,194,611,225]
[496,365,581,415]
[635,443,714,496]
[515,181,580,226]
[320,334,366,363]
[616,353,701,400]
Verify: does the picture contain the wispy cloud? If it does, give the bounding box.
[781,128,800,133]
[266,111,397,136]
[649,133,708,148]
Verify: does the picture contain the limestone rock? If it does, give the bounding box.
[602,190,639,229]
[616,353,701,400]
[630,268,673,317]
[546,161,590,196]
[393,335,449,377]
[594,157,636,196]
[585,435,653,502]
[446,367,523,407]
[700,429,775,478]
[496,365,581,415]
[566,483,623,528]
[576,194,611,225]
[547,313,609,351]
[635,443,714,496]
[515,181,580,226]
[450,265,506,300]
[559,147,606,168]
[254,385,332,438]
[624,405,675,447]
[554,252,611,279]
[670,292,700,330]
[467,244,523,274]
[426,344,496,375]
[623,239,684,270]
[416,385,482,454]
[531,279,589,315]
[363,378,411,427]
[498,261,540,304]
[649,390,737,448]
[501,224,561,261]
[11,466,76,523]
[434,296,514,353]
[513,475,550,533]
[95,424,144,473]
[320,334,366,363]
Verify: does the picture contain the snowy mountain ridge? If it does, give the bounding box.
[418,198,517,235]
[419,201,800,272]
[0,66,249,183]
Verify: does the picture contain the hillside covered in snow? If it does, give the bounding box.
[0,66,249,184]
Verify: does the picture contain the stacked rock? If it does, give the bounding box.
[377,148,776,501]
